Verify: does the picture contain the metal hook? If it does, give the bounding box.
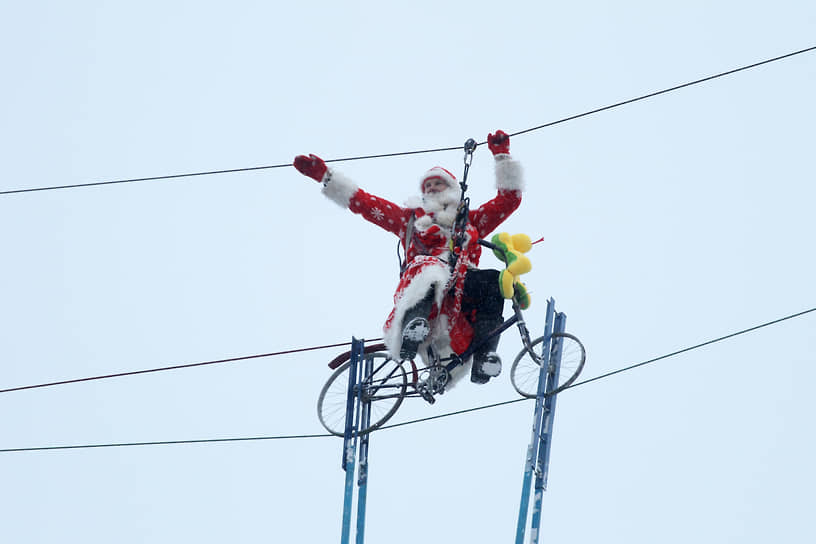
[463,138,477,166]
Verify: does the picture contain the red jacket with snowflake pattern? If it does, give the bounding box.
[320,155,524,362]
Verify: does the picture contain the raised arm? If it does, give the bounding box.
[469,130,525,237]
[293,153,411,237]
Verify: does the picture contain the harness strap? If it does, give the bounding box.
[398,210,416,277]
[448,138,477,275]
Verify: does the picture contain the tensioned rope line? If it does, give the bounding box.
[2,306,812,454]
[0,433,332,453]
[505,45,816,140]
[0,147,460,196]
[564,306,816,391]
[2,45,813,197]
[0,338,382,395]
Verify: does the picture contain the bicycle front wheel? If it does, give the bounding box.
[317,352,407,436]
[511,333,586,399]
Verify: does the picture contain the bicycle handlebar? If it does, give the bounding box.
[478,238,508,265]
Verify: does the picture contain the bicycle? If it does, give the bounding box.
[316,240,586,437]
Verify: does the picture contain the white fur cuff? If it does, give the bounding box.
[495,155,525,192]
[321,169,359,208]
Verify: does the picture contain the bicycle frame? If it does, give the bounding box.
[318,232,588,437]
[362,356,416,402]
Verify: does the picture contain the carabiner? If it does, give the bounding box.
[460,137,477,193]
[463,138,477,167]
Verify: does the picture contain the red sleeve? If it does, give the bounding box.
[469,190,522,237]
[348,189,412,238]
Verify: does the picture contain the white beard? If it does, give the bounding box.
[416,185,461,229]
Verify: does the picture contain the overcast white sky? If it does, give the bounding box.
[2,1,815,542]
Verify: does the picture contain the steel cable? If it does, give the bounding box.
[2,306,812,454]
[2,45,813,196]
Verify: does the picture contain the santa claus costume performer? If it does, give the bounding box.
[293,130,524,383]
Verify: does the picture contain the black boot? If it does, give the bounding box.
[399,290,434,360]
[462,269,505,384]
[400,317,430,360]
[470,315,503,383]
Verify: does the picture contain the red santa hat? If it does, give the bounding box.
[420,166,457,192]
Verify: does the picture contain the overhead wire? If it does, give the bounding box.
[0,339,382,395]
[0,434,330,454]
[1,44,814,197]
[0,147,461,196]
[565,306,816,391]
[504,44,816,140]
[2,305,812,454]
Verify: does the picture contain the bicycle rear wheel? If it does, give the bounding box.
[510,332,586,399]
[317,352,407,436]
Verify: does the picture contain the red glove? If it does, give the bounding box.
[293,154,328,182]
[487,130,510,156]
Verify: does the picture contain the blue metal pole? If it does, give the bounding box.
[539,313,567,491]
[355,352,372,544]
[528,312,567,543]
[515,299,556,544]
[340,338,364,544]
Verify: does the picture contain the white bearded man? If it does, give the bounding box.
[293,130,524,383]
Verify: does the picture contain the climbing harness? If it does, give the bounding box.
[396,210,415,277]
[448,137,477,274]
[397,137,477,277]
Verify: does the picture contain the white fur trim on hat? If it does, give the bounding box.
[420,166,458,192]
[321,169,359,208]
[494,155,525,192]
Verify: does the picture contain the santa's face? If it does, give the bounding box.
[419,180,460,230]
[422,176,450,194]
